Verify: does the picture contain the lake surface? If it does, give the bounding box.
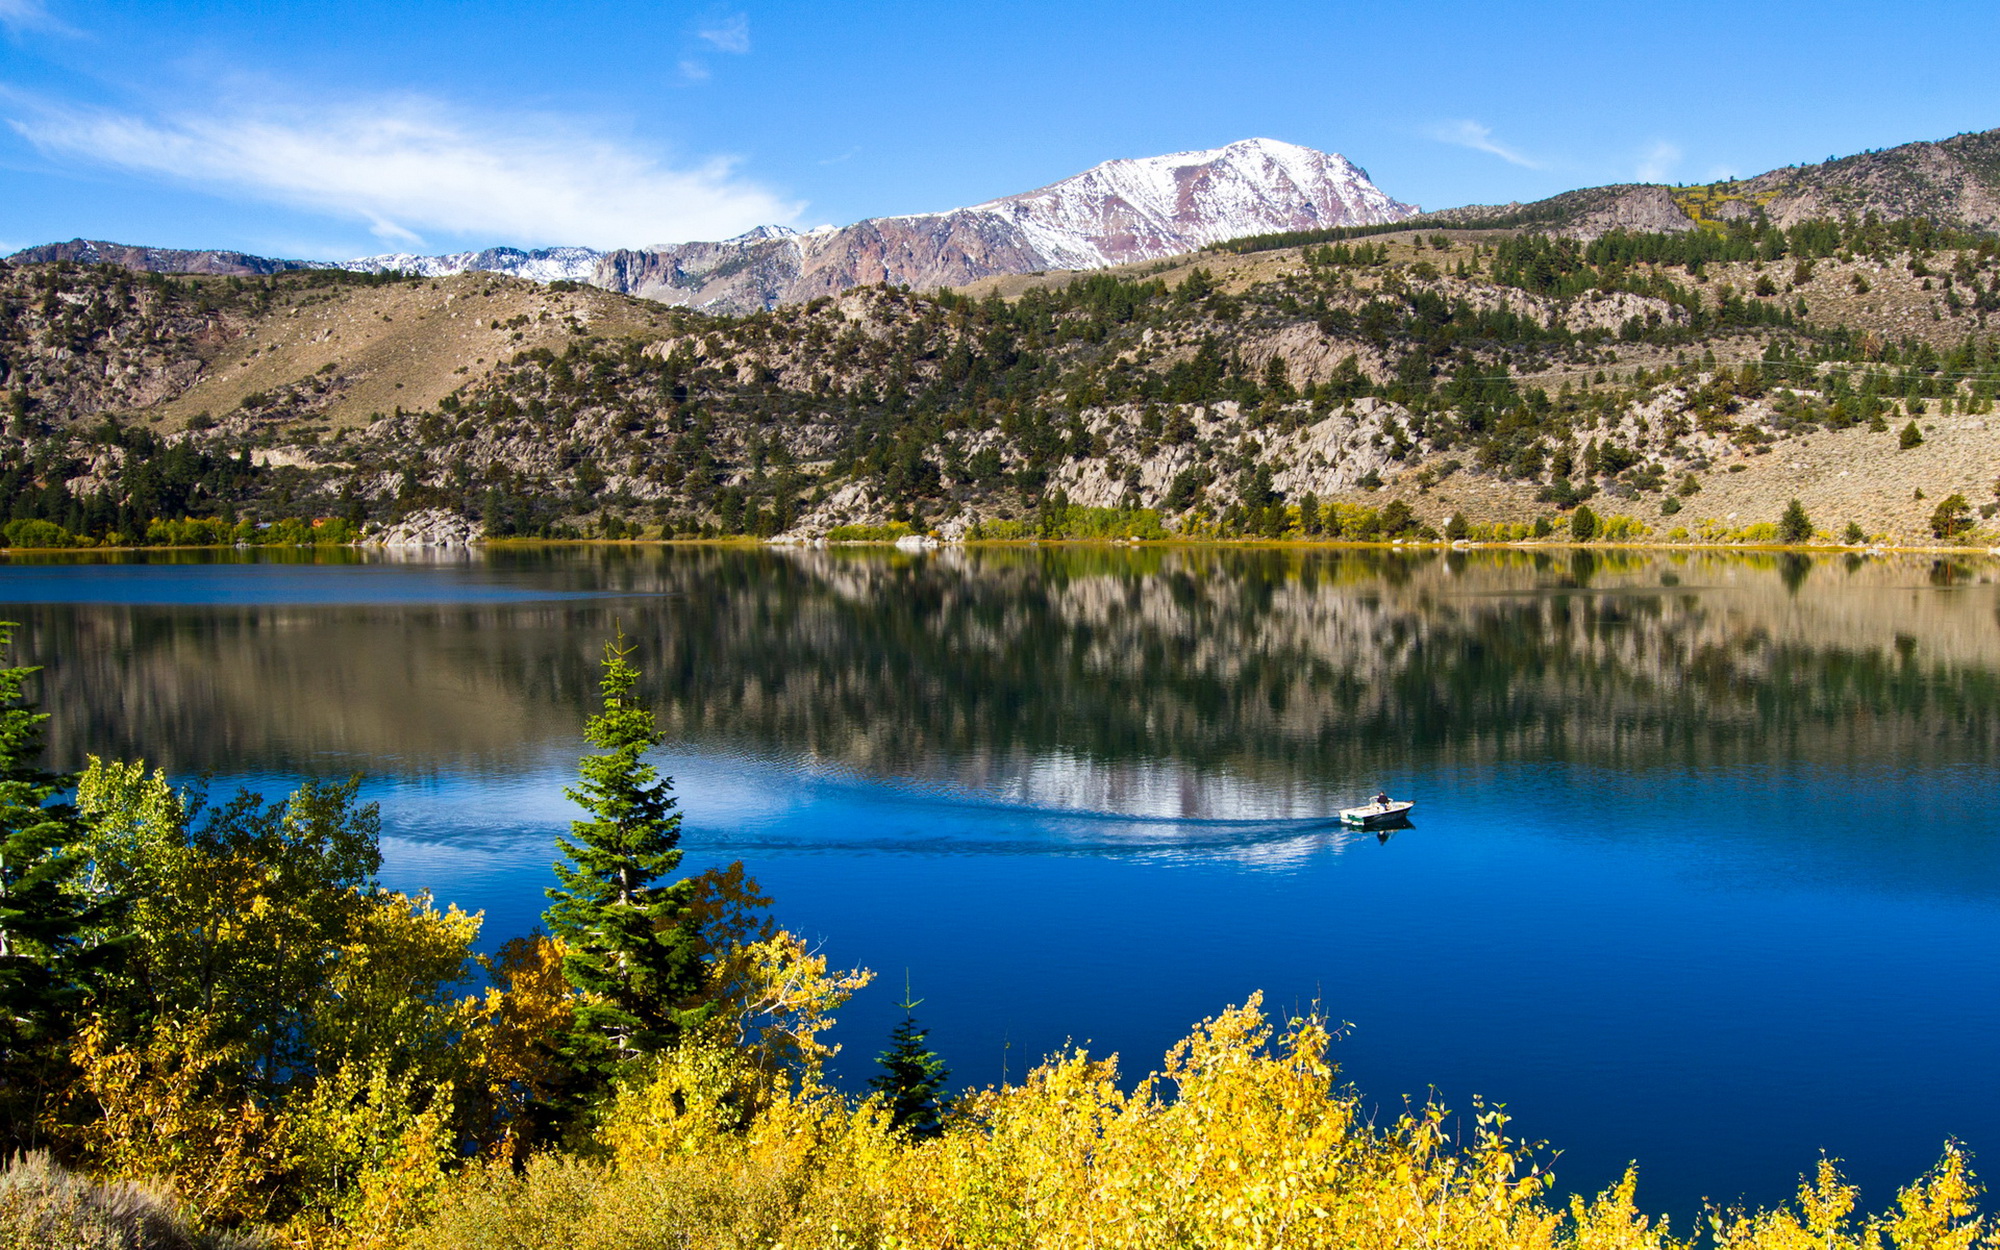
[11,543,2000,1221]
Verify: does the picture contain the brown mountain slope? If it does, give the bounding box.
[9,220,2000,549]
[8,238,319,276]
[152,274,682,433]
[1720,129,2000,229]
[0,265,688,434]
[1407,128,2000,241]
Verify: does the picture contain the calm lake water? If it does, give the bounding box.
[10,543,2000,1220]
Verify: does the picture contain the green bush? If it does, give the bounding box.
[311,518,359,545]
[263,518,315,546]
[826,522,914,542]
[969,507,1168,542]
[145,518,234,547]
[1042,505,1169,540]
[1900,421,1924,449]
[973,519,1036,540]
[1569,505,1599,542]
[1,519,72,549]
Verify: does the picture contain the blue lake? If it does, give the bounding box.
[11,543,2000,1221]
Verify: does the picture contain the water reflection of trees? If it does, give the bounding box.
[13,546,2000,778]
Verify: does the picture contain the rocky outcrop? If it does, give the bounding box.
[371,509,482,547]
[1720,129,2000,230]
[593,229,817,308]
[1563,186,1698,239]
[1411,184,1697,238]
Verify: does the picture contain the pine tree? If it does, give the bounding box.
[1931,493,1972,540]
[545,632,704,1070]
[870,976,948,1139]
[0,624,103,1146]
[1779,498,1813,544]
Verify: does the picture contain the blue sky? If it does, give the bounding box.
[3,0,1998,260]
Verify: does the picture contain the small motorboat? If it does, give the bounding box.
[1339,793,1415,828]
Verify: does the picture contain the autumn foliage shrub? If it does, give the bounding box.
[411,995,1996,1250]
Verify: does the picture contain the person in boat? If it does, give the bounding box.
[1374,790,1390,807]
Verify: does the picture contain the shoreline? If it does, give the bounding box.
[3,536,1998,558]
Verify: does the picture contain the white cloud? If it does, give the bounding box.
[679,58,711,81]
[697,13,750,53]
[1428,119,1542,169]
[0,0,76,35]
[1636,141,1681,183]
[6,92,802,250]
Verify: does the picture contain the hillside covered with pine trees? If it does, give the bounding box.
[7,207,2000,547]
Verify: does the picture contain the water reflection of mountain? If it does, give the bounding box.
[12,546,2000,781]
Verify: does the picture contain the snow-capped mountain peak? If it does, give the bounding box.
[14,139,1418,313]
[969,137,1418,270]
[333,139,1416,305]
[340,245,603,283]
[723,224,801,244]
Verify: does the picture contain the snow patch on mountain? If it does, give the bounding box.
[891,137,1419,270]
[340,246,602,283]
[1005,138,1416,265]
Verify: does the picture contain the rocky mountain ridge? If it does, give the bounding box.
[338,245,604,284]
[371,138,1420,313]
[9,139,1416,314]
[8,238,321,277]
[1412,127,2000,240]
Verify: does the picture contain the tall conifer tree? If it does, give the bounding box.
[0,624,102,1145]
[1779,498,1814,544]
[545,633,705,1070]
[870,976,949,1139]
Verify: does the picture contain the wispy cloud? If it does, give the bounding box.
[1428,119,1542,169]
[0,0,77,36]
[697,13,750,54]
[1636,141,1681,183]
[6,91,801,249]
[678,59,711,82]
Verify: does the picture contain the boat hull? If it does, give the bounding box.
[1339,800,1415,828]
